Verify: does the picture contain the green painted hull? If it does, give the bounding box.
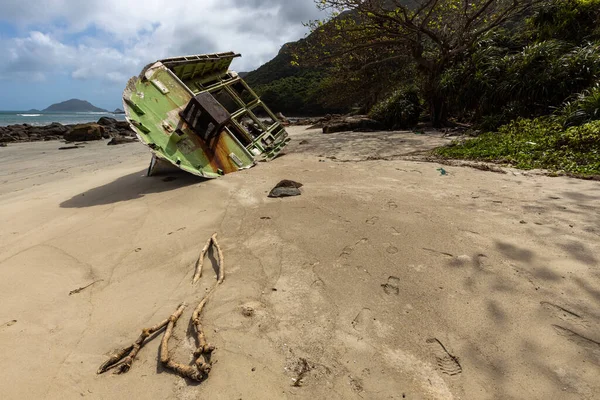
[122,52,290,178]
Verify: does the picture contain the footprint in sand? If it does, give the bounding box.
[339,238,369,258]
[352,308,373,332]
[366,217,379,225]
[381,276,400,295]
[386,245,399,255]
[426,338,462,376]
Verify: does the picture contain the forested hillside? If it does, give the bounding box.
[247,0,600,176]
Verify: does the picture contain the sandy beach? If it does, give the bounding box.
[1,126,599,399]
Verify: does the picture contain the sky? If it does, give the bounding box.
[0,0,325,111]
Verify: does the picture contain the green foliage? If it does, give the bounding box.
[436,117,600,175]
[530,0,600,42]
[252,71,336,115]
[439,0,600,127]
[442,36,600,127]
[369,88,422,129]
[561,82,600,126]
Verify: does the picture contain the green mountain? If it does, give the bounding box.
[244,41,337,116]
[43,99,108,112]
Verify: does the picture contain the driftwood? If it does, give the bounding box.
[97,303,185,374]
[187,232,225,375]
[192,236,213,284]
[159,303,205,381]
[192,233,225,285]
[212,234,225,284]
[191,286,217,374]
[98,232,226,382]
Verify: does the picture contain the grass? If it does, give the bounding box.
[435,117,600,176]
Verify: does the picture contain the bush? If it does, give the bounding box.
[531,0,600,42]
[561,82,600,126]
[369,88,421,129]
[435,117,600,175]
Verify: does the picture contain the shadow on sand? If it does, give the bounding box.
[60,169,206,208]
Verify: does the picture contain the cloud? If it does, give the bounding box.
[0,31,139,83]
[0,0,324,86]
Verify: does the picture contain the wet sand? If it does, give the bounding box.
[0,127,599,399]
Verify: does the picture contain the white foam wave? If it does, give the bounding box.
[18,114,41,117]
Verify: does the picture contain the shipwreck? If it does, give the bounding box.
[123,52,290,178]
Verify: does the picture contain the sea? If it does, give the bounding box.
[0,111,127,127]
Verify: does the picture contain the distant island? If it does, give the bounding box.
[27,109,41,113]
[43,99,108,113]
[113,108,125,114]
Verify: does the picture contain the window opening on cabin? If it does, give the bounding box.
[211,89,243,114]
[224,125,252,147]
[234,112,265,140]
[199,77,219,89]
[250,105,276,130]
[230,81,257,105]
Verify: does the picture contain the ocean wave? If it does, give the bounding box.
[18,114,41,117]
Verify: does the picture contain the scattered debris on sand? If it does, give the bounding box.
[1,320,17,329]
[69,279,103,296]
[58,146,83,150]
[322,115,383,134]
[291,358,312,387]
[107,136,138,145]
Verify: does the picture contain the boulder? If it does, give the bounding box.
[0,134,17,143]
[115,121,135,136]
[97,117,134,138]
[64,123,105,142]
[41,123,69,140]
[46,122,69,135]
[97,117,118,126]
[268,180,303,198]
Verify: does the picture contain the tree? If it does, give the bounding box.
[303,0,546,126]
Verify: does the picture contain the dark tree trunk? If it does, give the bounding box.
[424,72,448,128]
[430,94,448,128]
